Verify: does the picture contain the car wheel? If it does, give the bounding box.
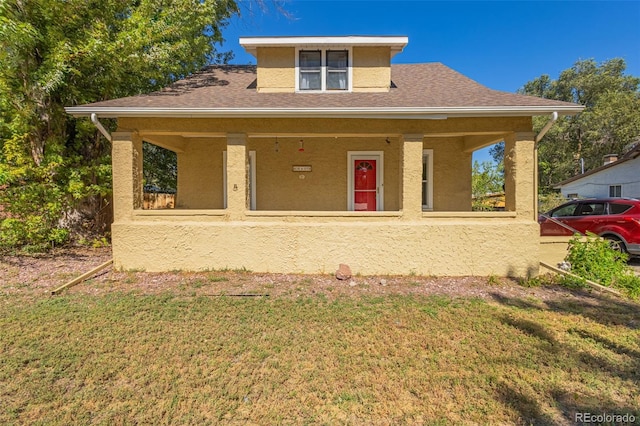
[603,236,627,254]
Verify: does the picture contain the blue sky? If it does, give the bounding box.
[221,1,640,163]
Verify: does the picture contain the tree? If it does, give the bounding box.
[519,58,640,192]
[0,0,239,251]
[143,142,177,192]
[471,160,504,211]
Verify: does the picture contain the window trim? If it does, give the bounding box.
[295,46,353,92]
[422,149,433,211]
[609,185,622,198]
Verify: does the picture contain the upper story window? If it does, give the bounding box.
[299,50,321,90]
[297,48,351,92]
[326,50,348,90]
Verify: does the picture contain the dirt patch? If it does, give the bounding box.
[2,247,626,306]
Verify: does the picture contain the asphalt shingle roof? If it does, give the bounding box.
[74,63,581,113]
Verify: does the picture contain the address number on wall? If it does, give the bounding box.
[292,165,312,172]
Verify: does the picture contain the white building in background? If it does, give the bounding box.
[555,144,640,199]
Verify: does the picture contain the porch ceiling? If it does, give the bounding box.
[139,131,511,143]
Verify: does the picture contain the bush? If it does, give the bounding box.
[563,233,640,298]
[538,192,569,214]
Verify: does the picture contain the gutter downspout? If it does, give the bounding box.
[91,113,112,142]
[533,111,558,219]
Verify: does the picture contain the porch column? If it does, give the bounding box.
[504,132,536,220]
[112,131,143,222]
[400,133,424,220]
[226,133,247,220]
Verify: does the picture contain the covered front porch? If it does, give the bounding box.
[110,116,539,277]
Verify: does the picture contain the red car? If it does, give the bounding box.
[539,198,640,256]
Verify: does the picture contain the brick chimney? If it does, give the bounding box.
[603,154,618,165]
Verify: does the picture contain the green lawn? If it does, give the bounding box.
[1,289,639,424]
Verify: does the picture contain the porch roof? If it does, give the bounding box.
[66,63,583,119]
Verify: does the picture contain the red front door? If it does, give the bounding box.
[353,159,377,211]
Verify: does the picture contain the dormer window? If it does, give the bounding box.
[297,48,351,92]
[299,51,321,90]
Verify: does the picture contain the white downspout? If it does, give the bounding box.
[90,113,112,142]
[533,111,559,219]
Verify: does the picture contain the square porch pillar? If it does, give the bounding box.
[504,132,536,220]
[111,131,143,222]
[226,133,248,220]
[400,134,425,220]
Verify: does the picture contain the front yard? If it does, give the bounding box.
[1,249,639,424]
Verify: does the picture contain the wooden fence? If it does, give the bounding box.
[143,193,175,209]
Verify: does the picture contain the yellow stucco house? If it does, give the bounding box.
[66,36,583,277]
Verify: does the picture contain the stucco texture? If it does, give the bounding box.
[249,137,399,211]
[112,218,539,277]
[253,45,391,93]
[256,47,295,92]
[112,116,538,277]
[352,46,391,92]
[176,138,226,209]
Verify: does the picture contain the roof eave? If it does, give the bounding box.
[554,155,632,188]
[64,105,585,119]
[239,36,409,58]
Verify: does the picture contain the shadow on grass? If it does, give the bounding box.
[550,389,639,426]
[491,288,640,424]
[1,249,98,267]
[495,383,557,425]
[490,287,640,329]
[501,316,560,353]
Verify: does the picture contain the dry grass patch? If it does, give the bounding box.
[1,289,639,424]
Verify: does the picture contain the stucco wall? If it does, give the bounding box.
[112,217,539,277]
[112,117,539,277]
[256,47,295,92]
[425,137,472,211]
[176,138,226,209]
[253,46,392,92]
[352,46,391,92]
[150,136,473,212]
[248,137,399,211]
[540,236,572,268]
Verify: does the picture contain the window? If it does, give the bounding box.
[551,203,579,218]
[609,185,622,197]
[579,202,605,216]
[422,150,433,210]
[326,50,348,90]
[609,203,632,215]
[567,193,578,199]
[299,50,321,90]
[297,48,351,92]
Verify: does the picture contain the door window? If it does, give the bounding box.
[551,203,579,218]
[578,202,605,216]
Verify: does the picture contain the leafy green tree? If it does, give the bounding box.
[471,160,504,211]
[519,58,640,192]
[0,0,239,251]
[143,142,177,192]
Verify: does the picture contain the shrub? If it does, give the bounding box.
[538,192,569,214]
[563,233,640,298]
